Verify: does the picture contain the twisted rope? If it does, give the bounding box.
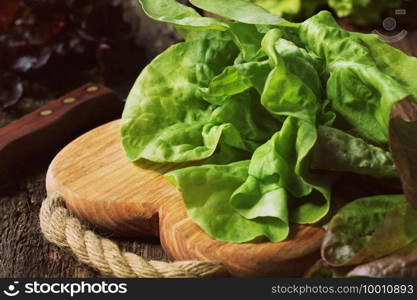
[40,193,226,278]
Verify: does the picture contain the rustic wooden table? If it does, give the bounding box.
[0,24,416,278]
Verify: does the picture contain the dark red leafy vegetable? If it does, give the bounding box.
[348,241,417,278]
[304,259,352,278]
[0,0,146,109]
[389,98,417,209]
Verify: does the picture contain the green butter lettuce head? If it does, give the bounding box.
[122,0,417,243]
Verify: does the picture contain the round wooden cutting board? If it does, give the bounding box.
[46,120,325,277]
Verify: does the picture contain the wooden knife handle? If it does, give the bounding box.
[0,83,123,172]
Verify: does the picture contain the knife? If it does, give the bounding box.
[0,83,123,173]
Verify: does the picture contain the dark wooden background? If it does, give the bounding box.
[1,12,416,277]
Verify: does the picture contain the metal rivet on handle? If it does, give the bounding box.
[63,97,76,104]
[40,110,53,116]
[86,86,99,92]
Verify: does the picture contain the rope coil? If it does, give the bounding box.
[40,193,226,278]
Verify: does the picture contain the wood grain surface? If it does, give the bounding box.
[1,24,416,278]
[46,120,325,277]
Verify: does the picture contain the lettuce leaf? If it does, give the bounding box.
[165,161,290,242]
[312,126,397,178]
[138,0,228,30]
[261,28,322,123]
[251,0,302,17]
[347,240,417,278]
[249,0,409,25]
[121,32,238,162]
[327,0,401,23]
[322,195,417,266]
[190,0,285,25]
[299,11,410,143]
[250,0,325,20]
[231,118,331,225]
